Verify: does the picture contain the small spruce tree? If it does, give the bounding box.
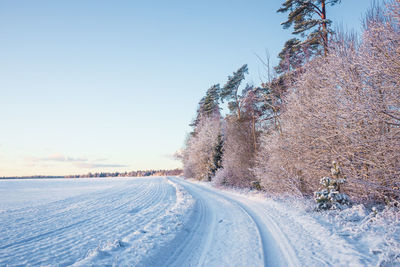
[314,161,350,210]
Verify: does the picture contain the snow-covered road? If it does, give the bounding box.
[163,177,298,267]
[0,177,369,266]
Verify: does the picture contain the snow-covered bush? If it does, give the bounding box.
[314,177,349,210]
[182,117,222,181]
[213,167,228,186]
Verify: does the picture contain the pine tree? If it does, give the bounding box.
[277,0,341,56]
[192,84,221,127]
[200,84,220,118]
[220,64,248,119]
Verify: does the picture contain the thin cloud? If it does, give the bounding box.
[74,162,129,169]
[24,153,127,170]
[24,153,88,163]
[41,153,88,162]
[93,158,108,162]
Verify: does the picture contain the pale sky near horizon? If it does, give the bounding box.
[0,0,378,176]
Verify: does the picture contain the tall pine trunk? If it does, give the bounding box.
[321,0,328,56]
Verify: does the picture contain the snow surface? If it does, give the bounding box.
[0,177,399,266]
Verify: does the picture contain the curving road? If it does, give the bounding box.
[158,177,300,267]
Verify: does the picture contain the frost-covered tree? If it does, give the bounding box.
[215,115,257,187]
[182,117,222,181]
[216,66,283,188]
[216,85,269,187]
[275,38,319,74]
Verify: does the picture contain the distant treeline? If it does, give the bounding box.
[65,169,183,178]
[0,169,183,179]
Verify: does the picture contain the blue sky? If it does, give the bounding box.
[0,0,378,176]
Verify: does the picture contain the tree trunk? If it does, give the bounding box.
[252,112,257,152]
[321,0,328,56]
[235,94,241,120]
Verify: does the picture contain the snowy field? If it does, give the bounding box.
[0,177,398,266]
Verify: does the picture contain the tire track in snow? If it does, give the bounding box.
[170,177,301,267]
[150,182,215,267]
[162,177,264,267]
[231,201,301,267]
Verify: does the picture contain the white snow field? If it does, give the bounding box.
[0,177,396,266]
